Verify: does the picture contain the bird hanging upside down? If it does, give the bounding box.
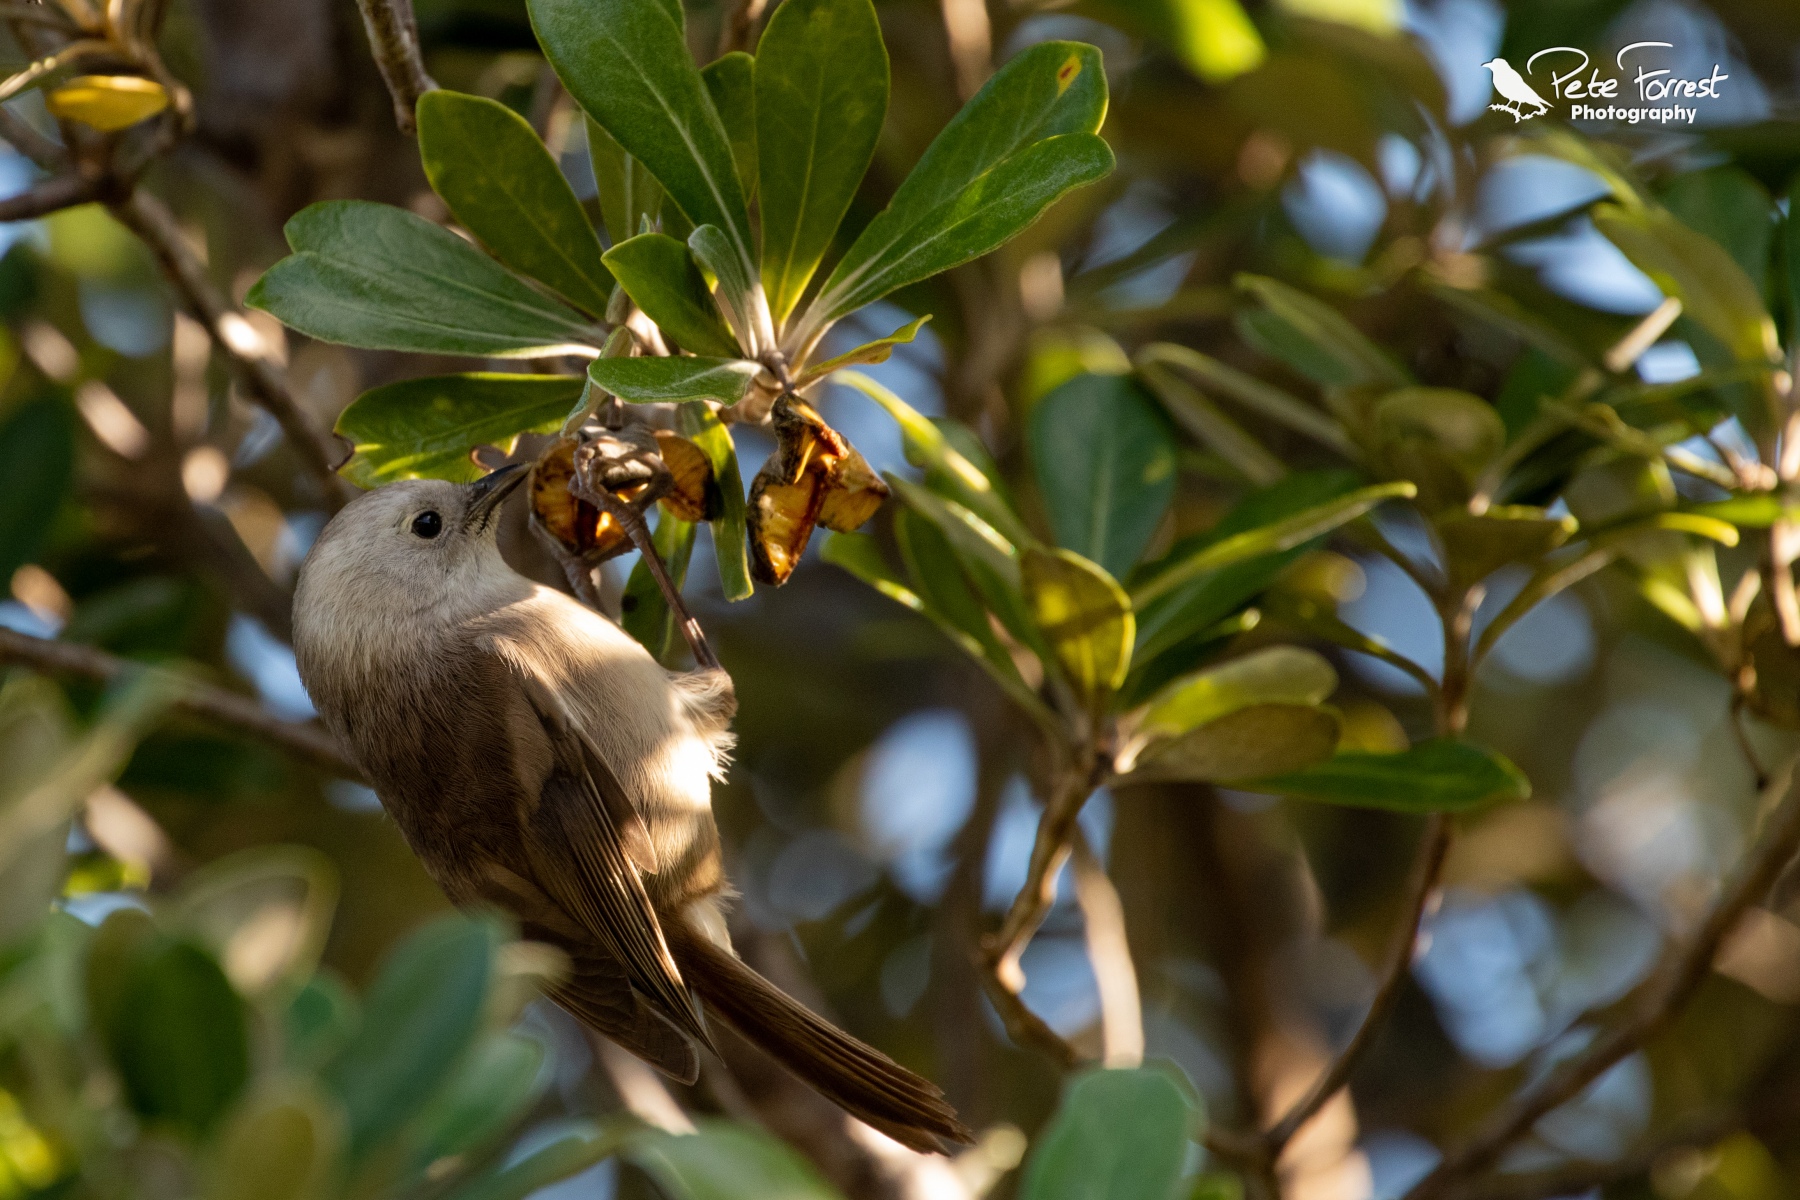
[293,463,971,1154]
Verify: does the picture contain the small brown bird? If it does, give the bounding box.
[293,465,969,1152]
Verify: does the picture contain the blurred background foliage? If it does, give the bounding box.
[2,0,1800,1198]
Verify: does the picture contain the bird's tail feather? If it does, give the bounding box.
[667,923,974,1155]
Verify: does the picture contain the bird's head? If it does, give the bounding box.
[294,465,530,656]
[1480,59,1501,72]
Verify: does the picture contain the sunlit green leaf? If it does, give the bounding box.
[800,315,930,385]
[1437,506,1577,592]
[803,42,1113,336]
[626,1120,847,1200]
[334,374,580,489]
[587,355,761,403]
[689,224,769,353]
[447,1120,625,1200]
[702,52,757,199]
[412,1032,547,1171]
[1141,645,1337,737]
[1234,274,1409,388]
[248,201,603,357]
[1022,546,1133,708]
[1130,703,1341,784]
[205,1082,342,1200]
[418,90,614,316]
[755,0,888,326]
[1252,738,1530,811]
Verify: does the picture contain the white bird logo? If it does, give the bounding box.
[1482,57,1551,122]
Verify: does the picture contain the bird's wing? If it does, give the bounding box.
[475,860,700,1082]
[493,647,713,1052]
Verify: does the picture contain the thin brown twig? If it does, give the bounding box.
[1264,814,1451,1151]
[0,627,360,779]
[0,105,68,169]
[1404,761,1800,1200]
[108,190,351,506]
[354,0,438,135]
[1462,1112,1738,1200]
[0,170,107,221]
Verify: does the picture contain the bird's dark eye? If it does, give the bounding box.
[411,511,443,539]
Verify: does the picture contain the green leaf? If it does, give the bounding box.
[625,1120,847,1200]
[1374,387,1506,511]
[205,1082,342,1200]
[887,475,1045,659]
[702,52,757,198]
[1234,274,1410,387]
[677,401,753,600]
[1660,166,1772,293]
[803,42,1114,336]
[1130,705,1341,782]
[1140,645,1337,737]
[836,369,1030,545]
[1251,738,1531,812]
[446,1121,625,1200]
[1437,506,1577,593]
[754,0,888,326]
[587,117,664,248]
[248,201,602,358]
[1137,361,1285,486]
[412,1032,547,1170]
[1019,1068,1193,1200]
[284,973,358,1073]
[896,508,1016,675]
[1138,342,1357,459]
[418,90,613,316]
[690,224,771,353]
[587,355,760,403]
[1130,470,1365,667]
[1022,546,1133,709]
[323,912,502,1160]
[798,314,930,385]
[1594,202,1780,364]
[603,232,741,357]
[531,0,755,272]
[621,510,697,662]
[1031,373,1179,578]
[168,845,338,999]
[0,397,74,584]
[106,939,250,1137]
[1131,481,1415,607]
[335,374,582,489]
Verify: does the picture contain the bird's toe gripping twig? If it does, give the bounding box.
[569,434,722,672]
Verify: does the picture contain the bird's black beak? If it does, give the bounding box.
[464,462,528,532]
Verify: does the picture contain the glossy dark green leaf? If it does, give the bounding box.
[703,51,758,200]
[690,224,770,353]
[1594,201,1780,364]
[323,912,502,1159]
[249,202,602,357]
[1234,274,1409,387]
[531,0,755,272]
[887,475,1047,661]
[797,315,930,385]
[106,938,249,1136]
[802,42,1113,336]
[1660,166,1772,292]
[335,374,582,489]
[1133,481,1414,607]
[603,233,741,357]
[621,510,696,663]
[1251,738,1531,812]
[587,355,760,403]
[1031,373,1178,577]
[587,117,664,248]
[447,1120,625,1200]
[626,1120,846,1200]
[1022,546,1133,708]
[1019,1068,1193,1200]
[677,401,753,601]
[1130,470,1368,667]
[1437,506,1578,592]
[0,397,75,584]
[896,508,1013,673]
[418,90,613,316]
[754,0,887,326]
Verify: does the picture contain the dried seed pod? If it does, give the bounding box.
[653,430,721,523]
[529,437,636,561]
[746,396,890,584]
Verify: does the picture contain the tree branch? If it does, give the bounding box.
[0,170,109,221]
[0,628,360,780]
[1265,813,1451,1151]
[1405,761,1800,1200]
[109,190,352,506]
[354,0,438,135]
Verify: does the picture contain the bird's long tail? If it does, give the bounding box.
[666,922,974,1154]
